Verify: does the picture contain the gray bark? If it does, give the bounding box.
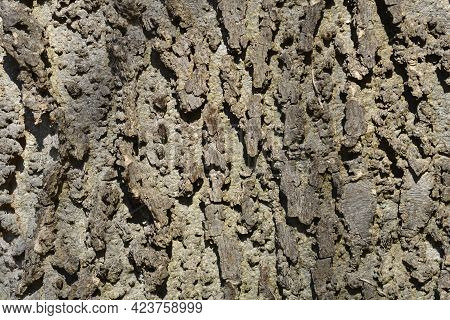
[0,0,449,299]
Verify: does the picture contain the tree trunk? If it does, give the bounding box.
[0,0,448,299]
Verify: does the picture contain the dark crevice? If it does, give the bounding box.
[207,0,248,65]
[377,136,404,178]
[17,0,33,8]
[274,98,285,130]
[0,226,18,243]
[178,104,203,123]
[339,145,360,162]
[244,153,257,170]
[404,272,427,291]
[410,136,426,158]
[3,53,22,90]
[20,276,44,298]
[223,100,255,169]
[150,50,176,83]
[17,135,26,151]
[49,170,64,213]
[275,0,285,8]
[49,147,59,161]
[277,57,286,70]
[434,289,440,300]
[245,63,255,85]
[271,18,281,44]
[278,187,288,216]
[207,0,232,55]
[303,51,312,67]
[410,36,426,48]
[205,239,226,288]
[339,90,348,103]
[402,87,419,115]
[390,54,424,122]
[92,288,101,298]
[237,230,253,243]
[53,266,79,286]
[177,178,204,206]
[2,147,22,195]
[374,0,402,45]
[51,13,67,25]
[122,135,140,157]
[9,154,24,178]
[24,110,56,152]
[281,36,294,49]
[155,277,168,299]
[285,216,312,236]
[272,233,285,298]
[266,49,278,64]
[435,67,449,93]
[95,248,106,260]
[40,50,51,69]
[349,25,358,52]
[68,152,88,171]
[426,234,445,259]
[310,272,319,299]
[424,53,440,65]
[325,0,335,10]
[127,254,144,286]
[114,155,154,227]
[311,238,320,258]
[203,161,226,175]
[163,3,187,36]
[351,69,373,89]
[126,198,153,226]
[384,69,393,79]
[13,251,25,268]
[341,112,348,136]
[232,48,247,66]
[223,102,239,133]
[343,0,358,50]
[312,2,326,45]
[142,24,157,39]
[165,240,173,260]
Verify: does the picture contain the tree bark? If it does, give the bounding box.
[0,0,448,299]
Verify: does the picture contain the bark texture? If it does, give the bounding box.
[0,0,449,299]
